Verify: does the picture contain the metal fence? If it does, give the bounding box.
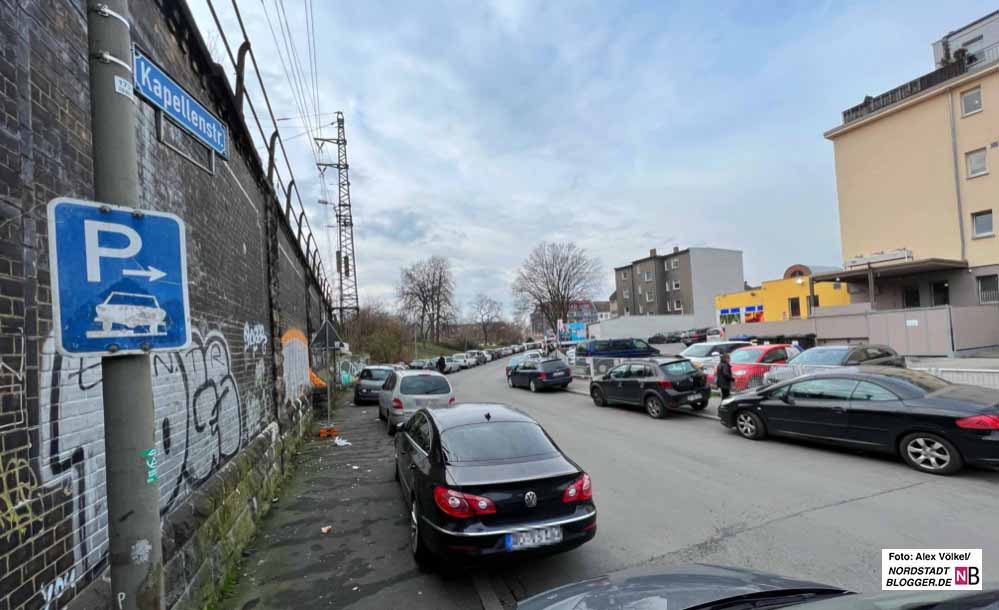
[572,357,999,392]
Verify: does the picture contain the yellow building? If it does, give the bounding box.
[715,265,851,324]
[821,12,999,308]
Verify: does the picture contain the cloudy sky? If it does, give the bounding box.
[190,0,996,316]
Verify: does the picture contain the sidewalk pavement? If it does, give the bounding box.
[221,397,481,610]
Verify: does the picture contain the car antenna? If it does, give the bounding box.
[485,412,491,421]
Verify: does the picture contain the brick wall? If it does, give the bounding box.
[0,1,334,609]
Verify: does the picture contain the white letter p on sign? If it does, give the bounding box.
[84,220,142,282]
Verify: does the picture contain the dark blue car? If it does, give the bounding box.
[575,338,660,359]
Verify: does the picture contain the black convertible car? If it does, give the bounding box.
[395,403,596,567]
[718,366,999,475]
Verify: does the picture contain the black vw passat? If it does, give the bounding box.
[395,404,596,567]
[718,366,999,475]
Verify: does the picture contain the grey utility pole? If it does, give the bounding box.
[86,1,164,609]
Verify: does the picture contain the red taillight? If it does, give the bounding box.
[448,396,456,405]
[539,372,547,380]
[392,398,403,410]
[956,414,999,430]
[657,379,673,389]
[433,486,496,519]
[562,473,592,503]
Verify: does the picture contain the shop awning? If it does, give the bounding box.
[811,258,967,283]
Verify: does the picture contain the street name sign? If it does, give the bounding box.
[48,198,191,356]
[133,47,229,158]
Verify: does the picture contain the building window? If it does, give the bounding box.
[672,280,680,290]
[638,305,644,314]
[645,292,654,303]
[665,280,671,292]
[674,299,683,311]
[623,289,630,299]
[671,259,679,269]
[903,286,921,308]
[979,275,999,304]
[972,210,994,238]
[966,148,988,178]
[962,87,983,116]
[808,294,820,308]
[637,284,642,295]
[621,270,629,279]
[643,271,653,282]
[666,301,671,312]
[788,297,801,319]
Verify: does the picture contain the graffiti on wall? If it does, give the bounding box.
[337,356,368,386]
[281,328,310,407]
[0,455,42,543]
[36,326,270,583]
[243,322,268,354]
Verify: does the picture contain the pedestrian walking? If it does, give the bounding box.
[716,352,734,400]
[436,355,446,374]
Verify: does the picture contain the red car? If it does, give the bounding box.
[707,344,800,391]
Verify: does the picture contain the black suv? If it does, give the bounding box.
[589,358,710,418]
[508,358,573,392]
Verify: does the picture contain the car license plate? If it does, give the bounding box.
[551,371,565,377]
[505,526,563,551]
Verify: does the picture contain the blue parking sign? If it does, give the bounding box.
[47,198,191,356]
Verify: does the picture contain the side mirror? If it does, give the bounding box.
[781,394,794,405]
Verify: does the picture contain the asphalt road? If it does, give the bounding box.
[450,357,999,602]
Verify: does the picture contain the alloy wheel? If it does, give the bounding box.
[736,412,756,437]
[905,437,951,471]
[410,500,420,555]
[507,376,514,387]
[645,396,664,418]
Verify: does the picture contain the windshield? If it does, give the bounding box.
[440,422,559,462]
[790,348,849,365]
[399,375,451,395]
[680,344,715,358]
[730,348,764,364]
[360,368,390,381]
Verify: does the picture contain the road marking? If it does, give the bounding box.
[473,574,504,610]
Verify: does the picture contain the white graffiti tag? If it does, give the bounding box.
[243,322,268,354]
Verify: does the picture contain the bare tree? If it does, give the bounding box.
[511,242,602,341]
[398,256,456,344]
[469,293,503,344]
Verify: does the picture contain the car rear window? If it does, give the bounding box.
[790,347,849,365]
[730,348,764,364]
[441,422,559,462]
[360,368,390,381]
[399,375,451,395]
[660,360,696,375]
[540,360,568,371]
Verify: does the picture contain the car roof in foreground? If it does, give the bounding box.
[428,403,535,430]
[396,369,446,377]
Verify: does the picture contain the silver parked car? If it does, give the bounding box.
[378,370,455,433]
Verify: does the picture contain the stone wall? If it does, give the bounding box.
[0,1,334,608]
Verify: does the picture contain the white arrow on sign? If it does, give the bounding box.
[123,266,167,282]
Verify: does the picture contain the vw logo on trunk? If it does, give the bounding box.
[524,491,537,508]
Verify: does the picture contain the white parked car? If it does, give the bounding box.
[678,341,753,371]
[452,353,474,369]
[378,370,455,432]
[523,350,544,361]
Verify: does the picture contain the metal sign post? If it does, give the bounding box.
[311,319,342,421]
[52,2,189,608]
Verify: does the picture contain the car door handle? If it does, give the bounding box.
[831,406,846,413]
[409,463,417,470]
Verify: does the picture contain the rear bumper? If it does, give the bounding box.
[663,387,710,405]
[538,377,572,388]
[388,409,418,428]
[956,432,999,469]
[353,389,379,404]
[420,506,597,558]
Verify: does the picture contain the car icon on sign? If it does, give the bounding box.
[86,292,168,338]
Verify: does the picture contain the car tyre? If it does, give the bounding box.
[507,375,514,388]
[691,399,709,411]
[410,498,435,571]
[529,380,539,393]
[590,387,607,406]
[735,410,766,440]
[899,432,963,475]
[644,395,667,419]
[386,415,396,436]
[378,405,386,421]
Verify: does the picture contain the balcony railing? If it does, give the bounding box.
[842,44,999,124]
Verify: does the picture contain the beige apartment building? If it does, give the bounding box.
[822,11,999,309]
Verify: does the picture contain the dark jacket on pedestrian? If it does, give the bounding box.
[716,361,734,390]
[436,356,446,373]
